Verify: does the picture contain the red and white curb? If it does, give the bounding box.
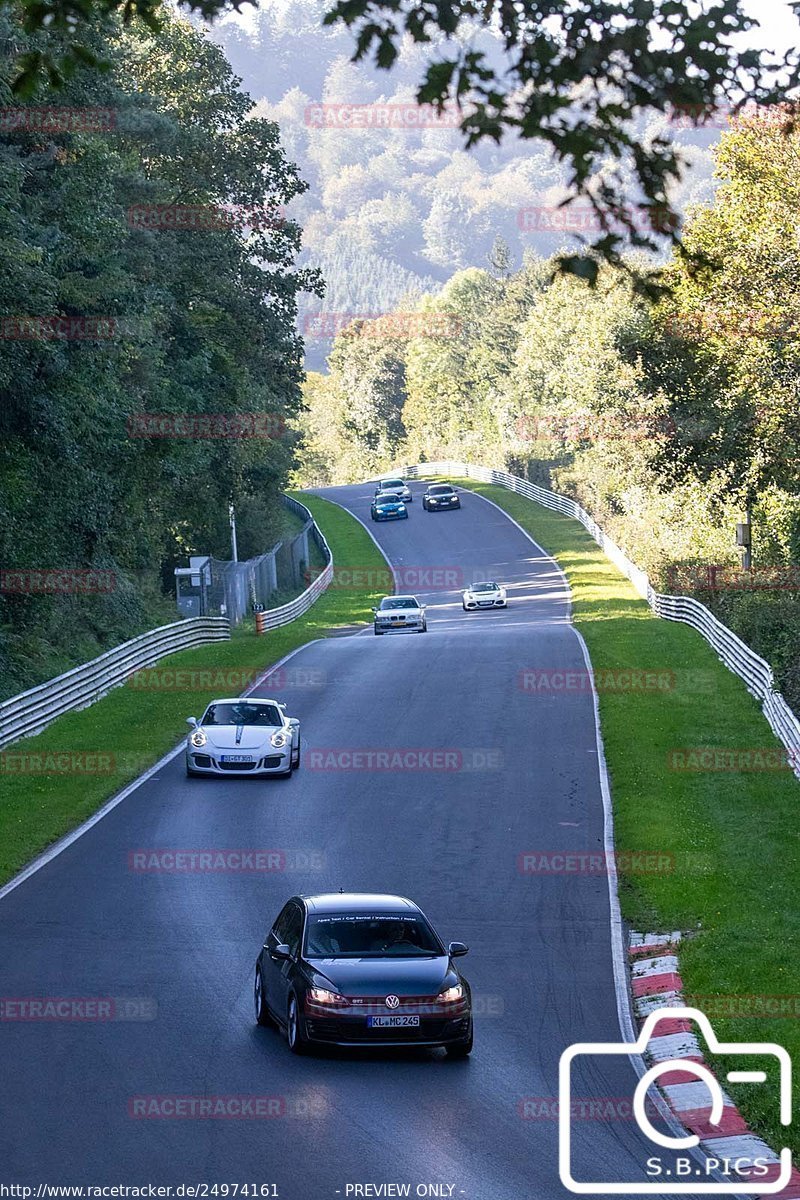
[629,932,800,1197]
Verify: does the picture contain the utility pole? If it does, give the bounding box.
[229,503,238,563]
[736,503,752,571]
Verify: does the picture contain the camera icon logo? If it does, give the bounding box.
[559,1006,792,1193]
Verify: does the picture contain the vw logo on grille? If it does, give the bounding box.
[385,994,400,1009]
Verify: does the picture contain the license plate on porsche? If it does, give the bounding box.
[367,1015,420,1028]
[221,755,254,763]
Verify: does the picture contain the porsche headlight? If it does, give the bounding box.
[270,729,290,749]
[190,729,207,748]
[437,983,464,1004]
[307,987,345,1006]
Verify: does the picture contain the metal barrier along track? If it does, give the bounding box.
[399,460,800,777]
[1,496,336,750]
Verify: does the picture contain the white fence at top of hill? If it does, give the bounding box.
[402,460,800,779]
[0,497,334,751]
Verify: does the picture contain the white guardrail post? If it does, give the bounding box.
[0,497,335,751]
[400,460,800,780]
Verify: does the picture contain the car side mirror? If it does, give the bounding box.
[287,717,299,729]
[371,606,377,613]
[272,943,293,961]
[448,941,469,957]
[186,717,198,728]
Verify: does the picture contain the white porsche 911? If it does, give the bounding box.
[185,697,300,778]
[462,581,508,611]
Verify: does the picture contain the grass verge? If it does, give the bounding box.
[453,478,800,1155]
[0,494,387,887]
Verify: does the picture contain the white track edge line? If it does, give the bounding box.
[460,484,744,1188]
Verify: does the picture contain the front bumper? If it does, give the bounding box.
[374,619,425,632]
[464,598,507,609]
[425,500,459,510]
[186,748,292,775]
[303,1007,470,1047]
[373,509,407,520]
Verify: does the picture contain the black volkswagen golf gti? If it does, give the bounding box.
[254,893,473,1056]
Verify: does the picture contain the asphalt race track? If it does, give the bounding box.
[1,481,710,1197]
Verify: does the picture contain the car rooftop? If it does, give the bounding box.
[300,893,420,913]
[202,697,281,706]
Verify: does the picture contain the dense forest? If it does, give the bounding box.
[211,0,721,369]
[295,106,800,709]
[0,8,318,698]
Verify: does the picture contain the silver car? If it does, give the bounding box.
[375,477,413,503]
[185,697,300,777]
[372,595,427,635]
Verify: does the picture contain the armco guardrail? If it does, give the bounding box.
[253,497,333,632]
[0,496,335,750]
[401,460,800,778]
[0,617,230,751]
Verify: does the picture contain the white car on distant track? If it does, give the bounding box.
[375,477,413,503]
[462,581,508,611]
[185,697,300,778]
[373,594,427,634]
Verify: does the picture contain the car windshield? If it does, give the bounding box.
[380,480,404,489]
[202,702,281,727]
[430,486,453,495]
[304,913,443,958]
[380,597,418,610]
[473,582,497,592]
[376,492,402,503]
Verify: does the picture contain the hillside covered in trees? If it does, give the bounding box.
[294,106,800,708]
[211,0,722,369]
[0,9,317,698]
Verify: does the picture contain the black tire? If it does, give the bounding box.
[287,993,310,1055]
[403,512,409,519]
[419,622,427,633]
[254,966,272,1027]
[423,501,429,511]
[445,1025,473,1058]
[462,603,468,611]
[185,759,201,778]
[374,627,383,636]
[292,737,301,769]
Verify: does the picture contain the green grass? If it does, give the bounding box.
[453,479,800,1155]
[0,493,387,886]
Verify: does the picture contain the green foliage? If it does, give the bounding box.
[297,108,800,707]
[0,8,317,697]
[6,0,793,276]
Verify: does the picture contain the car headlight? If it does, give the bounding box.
[270,730,290,749]
[437,983,464,1004]
[307,987,346,1006]
[190,730,207,748]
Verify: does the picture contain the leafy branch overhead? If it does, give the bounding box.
[7,0,800,276]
